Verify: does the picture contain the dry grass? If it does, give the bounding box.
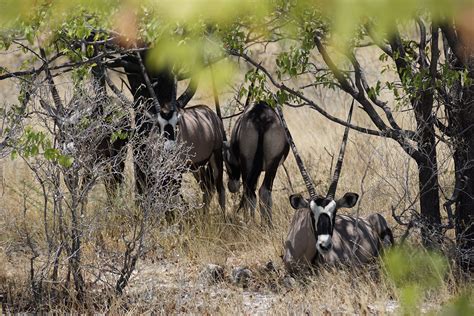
[1,45,472,314]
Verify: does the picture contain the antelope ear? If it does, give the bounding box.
[336,192,359,209]
[289,194,309,210]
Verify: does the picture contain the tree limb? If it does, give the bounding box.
[349,52,403,131]
[416,18,429,69]
[440,21,466,68]
[229,49,389,137]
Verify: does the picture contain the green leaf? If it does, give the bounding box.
[58,155,74,168]
[44,147,59,160]
[110,130,128,143]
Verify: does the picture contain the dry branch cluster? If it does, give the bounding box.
[0,71,194,310]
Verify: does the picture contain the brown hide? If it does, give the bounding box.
[178,105,225,165]
[284,211,388,271]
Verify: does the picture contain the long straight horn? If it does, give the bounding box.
[209,64,227,142]
[171,75,177,111]
[135,51,161,114]
[39,48,64,114]
[327,99,355,199]
[276,106,317,199]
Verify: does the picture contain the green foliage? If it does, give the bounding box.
[221,25,246,54]
[439,65,473,92]
[383,245,448,314]
[0,0,465,100]
[276,46,310,78]
[367,80,382,100]
[110,130,128,143]
[439,292,474,316]
[239,69,267,104]
[11,127,74,168]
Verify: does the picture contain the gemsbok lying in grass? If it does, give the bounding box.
[276,103,394,272]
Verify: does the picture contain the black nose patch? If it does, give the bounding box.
[163,123,175,140]
[316,213,332,236]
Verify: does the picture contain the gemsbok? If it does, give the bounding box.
[114,50,226,214]
[223,101,290,226]
[276,103,394,273]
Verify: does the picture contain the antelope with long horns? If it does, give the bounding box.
[115,50,226,214]
[277,103,394,272]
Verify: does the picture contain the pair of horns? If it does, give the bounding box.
[277,99,354,200]
[136,51,200,113]
[135,51,167,114]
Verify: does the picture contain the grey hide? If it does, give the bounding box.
[224,101,289,225]
[178,105,225,164]
[283,209,392,272]
[231,104,288,172]
[177,104,226,210]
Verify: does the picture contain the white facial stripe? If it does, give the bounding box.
[169,111,179,125]
[157,115,168,134]
[310,199,336,223]
[310,199,336,253]
[157,111,179,137]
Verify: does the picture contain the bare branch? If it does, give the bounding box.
[349,53,403,131]
[104,73,133,107]
[416,17,429,69]
[430,24,440,85]
[230,50,389,137]
[39,48,64,113]
[313,36,394,133]
[440,21,467,68]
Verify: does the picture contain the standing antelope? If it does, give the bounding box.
[113,50,226,213]
[156,102,227,213]
[277,104,394,272]
[223,101,290,226]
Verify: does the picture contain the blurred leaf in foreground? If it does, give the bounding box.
[383,245,448,313]
[439,292,474,316]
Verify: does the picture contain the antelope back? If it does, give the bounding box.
[178,105,225,164]
[317,215,381,265]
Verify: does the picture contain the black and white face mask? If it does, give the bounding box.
[157,110,180,150]
[310,193,359,254]
[310,198,337,253]
[289,192,359,254]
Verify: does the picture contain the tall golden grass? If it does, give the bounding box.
[0,44,471,313]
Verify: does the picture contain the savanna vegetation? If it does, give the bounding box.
[0,0,473,314]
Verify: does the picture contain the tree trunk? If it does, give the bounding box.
[453,144,474,271]
[416,157,442,247]
[414,92,442,248]
[453,85,474,271]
